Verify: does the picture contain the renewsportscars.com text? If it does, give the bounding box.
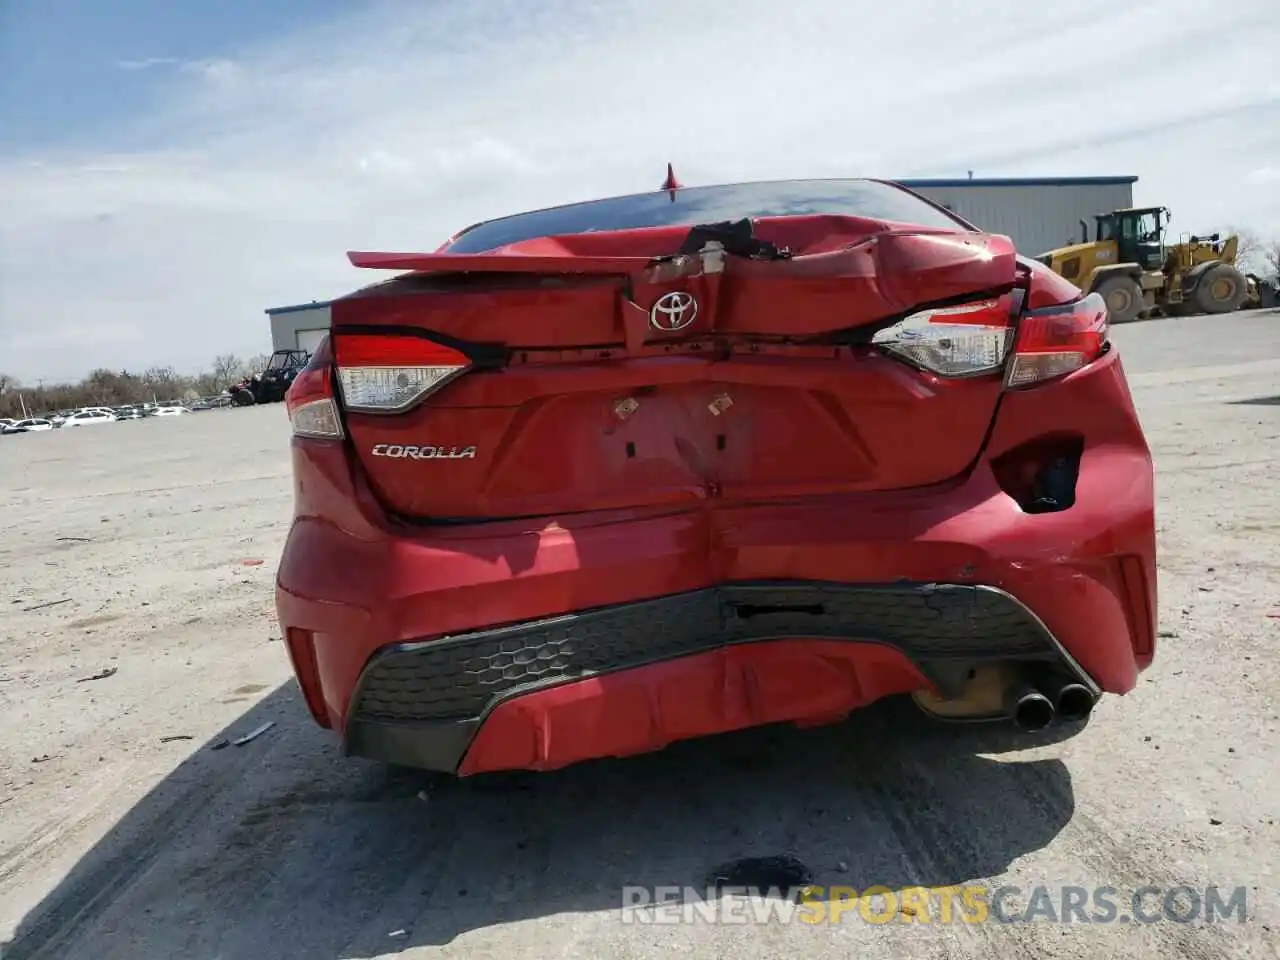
[620,884,1249,925]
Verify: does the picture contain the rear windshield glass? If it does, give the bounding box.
[444,179,968,253]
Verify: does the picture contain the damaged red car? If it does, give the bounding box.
[275,176,1156,775]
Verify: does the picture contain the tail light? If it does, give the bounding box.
[285,332,476,438]
[872,297,1015,378]
[285,337,343,439]
[872,291,1109,388]
[332,334,472,413]
[1004,293,1108,388]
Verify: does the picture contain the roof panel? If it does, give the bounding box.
[264,301,332,316]
[896,176,1139,188]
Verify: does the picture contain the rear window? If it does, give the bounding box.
[445,179,969,253]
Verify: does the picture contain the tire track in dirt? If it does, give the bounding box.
[3,744,282,960]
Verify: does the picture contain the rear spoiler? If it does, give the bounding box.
[346,226,1020,321]
[348,217,975,277]
[348,251,655,275]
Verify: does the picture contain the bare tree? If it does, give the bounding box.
[1259,238,1280,282]
[211,354,244,391]
[1226,226,1263,274]
[142,366,182,402]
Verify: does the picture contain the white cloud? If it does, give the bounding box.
[2,0,1278,381]
[177,57,244,86]
[115,57,180,71]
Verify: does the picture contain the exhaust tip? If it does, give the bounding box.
[1055,683,1096,723]
[1004,682,1055,732]
[1013,695,1055,732]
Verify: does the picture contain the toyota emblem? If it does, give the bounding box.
[649,291,698,332]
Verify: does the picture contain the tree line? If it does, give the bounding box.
[1233,230,1280,284]
[0,353,270,420]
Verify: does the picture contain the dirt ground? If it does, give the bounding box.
[1,310,1278,959]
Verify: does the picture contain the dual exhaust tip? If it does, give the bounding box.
[1003,678,1097,731]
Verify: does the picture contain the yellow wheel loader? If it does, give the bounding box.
[1035,206,1251,322]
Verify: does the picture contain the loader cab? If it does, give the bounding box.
[1095,207,1167,271]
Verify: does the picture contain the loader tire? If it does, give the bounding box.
[231,388,256,407]
[1193,264,1248,315]
[1094,275,1144,323]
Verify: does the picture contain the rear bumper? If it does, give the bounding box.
[342,581,1093,773]
[276,350,1156,774]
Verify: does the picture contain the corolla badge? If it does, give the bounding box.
[371,444,477,460]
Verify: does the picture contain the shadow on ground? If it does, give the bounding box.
[4,685,1077,959]
[1228,394,1280,406]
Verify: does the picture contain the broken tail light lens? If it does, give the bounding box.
[285,337,344,439]
[872,298,1015,378]
[332,333,472,413]
[1004,292,1108,388]
[873,291,1110,388]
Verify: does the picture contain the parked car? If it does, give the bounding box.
[61,409,118,427]
[2,418,54,434]
[274,175,1157,777]
[0,418,13,431]
[114,406,146,420]
[150,405,189,417]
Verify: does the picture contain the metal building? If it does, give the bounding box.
[898,176,1137,257]
[263,175,1137,351]
[266,301,332,355]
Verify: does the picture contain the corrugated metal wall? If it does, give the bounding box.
[906,183,1134,256]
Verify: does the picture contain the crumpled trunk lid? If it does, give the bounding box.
[334,215,1019,520]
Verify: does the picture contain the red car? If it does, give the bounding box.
[276,176,1156,776]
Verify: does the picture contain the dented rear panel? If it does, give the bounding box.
[331,207,1019,521]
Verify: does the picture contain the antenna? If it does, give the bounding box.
[661,162,682,201]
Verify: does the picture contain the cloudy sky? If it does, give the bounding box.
[1,0,1277,383]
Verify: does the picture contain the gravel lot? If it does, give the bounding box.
[1,310,1278,959]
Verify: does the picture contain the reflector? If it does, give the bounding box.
[291,397,344,439]
[285,340,344,439]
